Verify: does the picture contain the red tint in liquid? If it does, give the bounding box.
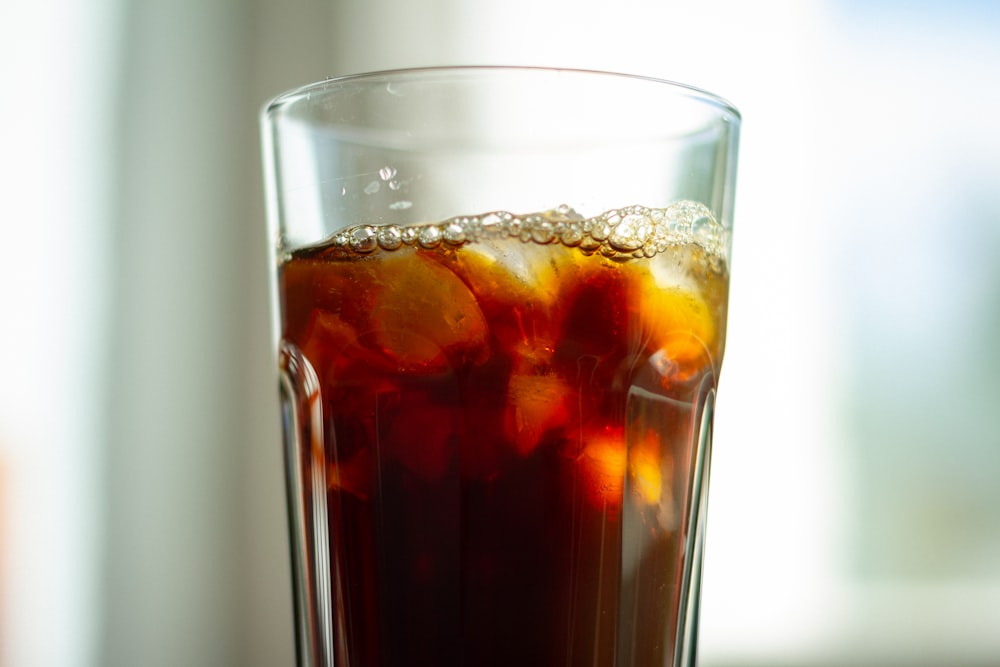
[279,231,726,666]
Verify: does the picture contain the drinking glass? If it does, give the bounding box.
[261,66,740,667]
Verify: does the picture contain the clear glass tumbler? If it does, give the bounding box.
[261,66,740,667]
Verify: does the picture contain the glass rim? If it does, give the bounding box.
[262,65,741,124]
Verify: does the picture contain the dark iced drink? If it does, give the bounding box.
[277,202,729,666]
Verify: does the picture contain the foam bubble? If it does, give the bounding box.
[321,201,728,263]
[561,223,583,247]
[418,225,443,248]
[530,220,555,244]
[401,226,420,245]
[443,222,466,244]
[590,220,611,242]
[349,225,378,253]
[609,214,653,252]
[377,225,403,250]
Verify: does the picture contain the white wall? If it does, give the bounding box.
[0,0,119,664]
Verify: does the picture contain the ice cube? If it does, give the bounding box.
[636,277,716,384]
[427,242,575,359]
[284,249,490,374]
[366,250,490,372]
[504,369,571,457]
[578,428,627,507]
[577,424,674,509]
[628,429,664,506]
[552,260,634,371]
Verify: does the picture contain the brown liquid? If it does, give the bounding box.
[277,206,728,666]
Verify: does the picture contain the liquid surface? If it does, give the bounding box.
[311,201,729,264]
[278,201,729,666]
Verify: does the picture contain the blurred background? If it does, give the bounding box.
[2,0,999,665]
